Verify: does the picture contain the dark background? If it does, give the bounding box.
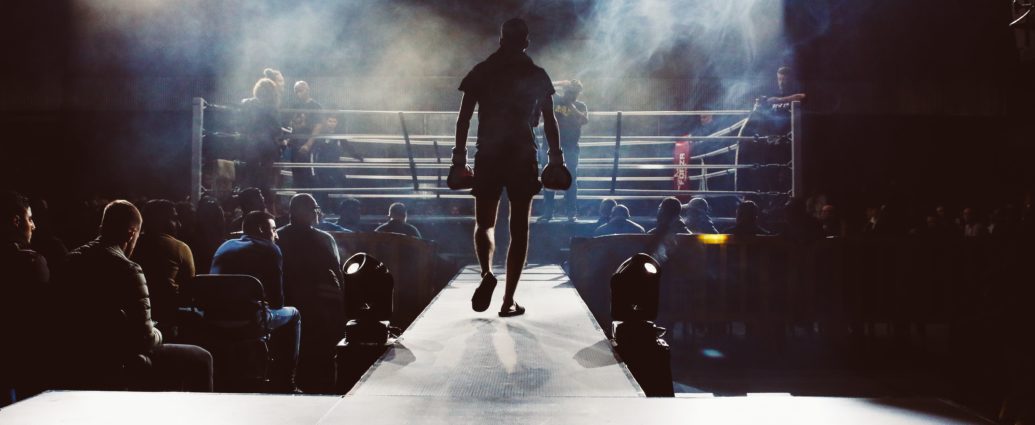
[1,0,1032,214]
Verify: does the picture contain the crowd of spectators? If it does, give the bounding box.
[587,192,1035,243]
[1,188,430,402]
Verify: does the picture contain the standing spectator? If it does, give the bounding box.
[211,211,302,393]
[62,201,212,391]
[276,194,344,392]
[132,200,195,339]
[593,205,645,236]
[540,79,589,222]
[684,197,719,234]
[238,78,283,195]
[375,202,422,239]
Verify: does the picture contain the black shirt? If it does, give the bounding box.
[459,48,554,158]
[374,220,422,239]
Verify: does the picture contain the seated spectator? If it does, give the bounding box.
[683,197,718,234]
[313,207,351,233]
[959,207,988,238]
[2,191,50,399]
[62,200,212,391]
[782,197,823,243]
[647,197,691,235]
[27,197,67,273]
[211,210,301,393]
[193,196,227,274]
[593,205,645,236]
[335,197,364,232]
[724,200,770,237]
[818,204,845,237]
[375,202,422,239]
[595,198,618,228]
[276,194,344,392]
[228,187,266,232]
[988,204,1020,239]
[131,199,195,338]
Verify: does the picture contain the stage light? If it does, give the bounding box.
[609,253,674,396]
[342,253,394,344]
[611,253,663,346]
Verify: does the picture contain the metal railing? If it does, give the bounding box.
[190,98,802,201]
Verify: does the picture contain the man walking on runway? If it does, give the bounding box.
[452,18,564,317]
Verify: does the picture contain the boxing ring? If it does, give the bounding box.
[189,97,803,212]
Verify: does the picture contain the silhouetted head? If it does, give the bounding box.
[293,80,310,102]
[100,200,143,256]
[237,188,266,215]
[777,66,792,92]
[289,193,320,227]
[2,190,34,245]
[561,79,583,103]
[253,78,279,107]
[263,68,284,92]
[337,197,362,226]
[500,18,530,52]
[196,196,225,238]
[736,200,759,226]
[611,204,630,220]
[685,197,711,219]
[599,198,617,219]
[656,197,682,227]
[388,202,407,221]
[142,199,180,237]
[242,210,277,242]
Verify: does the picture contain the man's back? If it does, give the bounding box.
[460,49,554,158]
[64,239,162,355]
[132,233,195,319]
[210,236,284,308]
[374,220,422,239]
[276,224,342,307]
[594,219,645,237]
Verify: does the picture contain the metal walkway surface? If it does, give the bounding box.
[345,264,643,398]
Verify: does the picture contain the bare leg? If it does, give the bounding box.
[501,194,533,308]
[474,192,502,277]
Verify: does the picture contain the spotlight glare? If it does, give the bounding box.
[698,234,729,244]
[643,262,658,274]
[346,262,361,275]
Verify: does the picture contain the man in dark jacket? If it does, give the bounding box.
[276,194,344,392]
[211,210,302,392]
[593,205,645,236]
[63,200,212,391]
[132,199,195,338]
[1,191,49,403]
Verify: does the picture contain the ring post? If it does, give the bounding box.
[398,112,420,191]
[432,139,442,188]
[610,112,623,195]
[191,97,205,202]
[791,101,803,197]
